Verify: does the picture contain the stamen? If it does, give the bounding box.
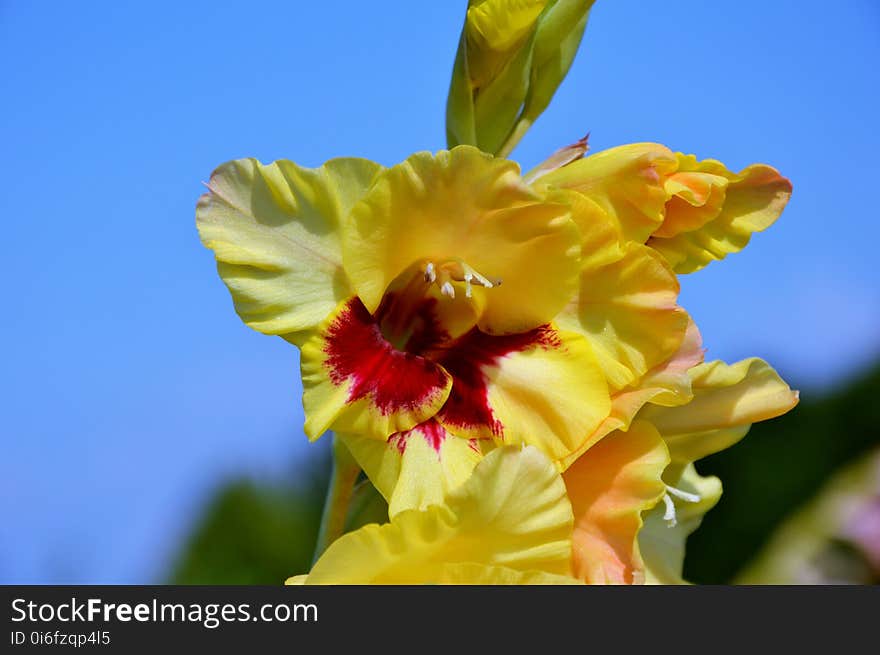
[662,484,702,528]
[666,485,701,503]
[468,268,495,289]
[425,258,499,300]
[662,494,677,527]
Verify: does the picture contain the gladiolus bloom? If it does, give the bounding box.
[197,145,692,485]
[199,140,795,587]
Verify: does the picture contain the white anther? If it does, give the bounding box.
[441,281,455,298]
[424,262,436,283]
[662,493,677,527]
[661,484,702,528]
[464,273,473,298]
[666,486,701,503]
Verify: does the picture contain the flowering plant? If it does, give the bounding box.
[197,0,796,584]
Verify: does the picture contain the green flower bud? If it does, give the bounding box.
[446,0,596,157]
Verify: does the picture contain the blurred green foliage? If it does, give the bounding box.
[169,450,328,584]
[735,446,880,585]
[169,362,880,584]
[169,448,390,584]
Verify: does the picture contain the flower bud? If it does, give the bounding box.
[446,0,596,156]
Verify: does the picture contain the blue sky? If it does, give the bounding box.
[2,1,878,583]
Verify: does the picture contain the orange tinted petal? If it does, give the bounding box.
[564,421,669,584]
[649,155,792,273]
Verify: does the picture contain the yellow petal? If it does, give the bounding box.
[548,187,623,271]
[556,318,704,471]
[633,317,705,408]
[634,358,796,583]
[663,426,753,470]
[538,143,678,243]
[436,562,582,585]
[300,298,452,441]
[556,242,689,391]
[304,446,573,583]
[648,155,792,273]
[343,146,581,335]
[639,464,723,585]
[538,146,791,273]
[639,358,799,463]
[563,421,670,584]
[435,326,610,464]
[196,157,382,346]
[443,446,572,573]
[339,422,484,518]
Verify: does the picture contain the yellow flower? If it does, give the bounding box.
[197,0,799,586]
[335,209,697,516]
[288,446,581,584]
[535,143,793,273]
[447,0,597,156]
[197,145,692,491]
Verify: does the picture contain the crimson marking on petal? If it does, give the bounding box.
[388,420,448,455]
[416,420,448,453]
[388,432,409,455]
[323,298,450,416]
[435,326,561,437]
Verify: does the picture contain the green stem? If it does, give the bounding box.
[312,435,360,565]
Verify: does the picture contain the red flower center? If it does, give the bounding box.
[322,267,560,445]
